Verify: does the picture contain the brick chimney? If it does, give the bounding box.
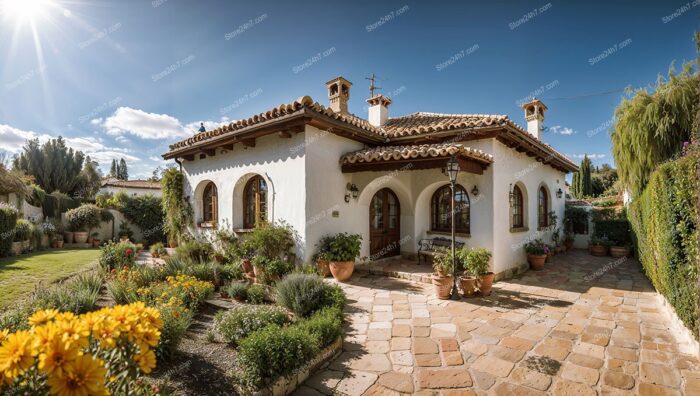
[521,98,547,140]
[326,76,352,114]
[366,95,391,127]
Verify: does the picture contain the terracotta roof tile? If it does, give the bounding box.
[382,112,509,137]
[101,179,161,190]
[340,143,494,165]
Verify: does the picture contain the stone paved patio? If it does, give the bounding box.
[297,250,700,395]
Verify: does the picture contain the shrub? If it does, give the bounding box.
[118,221,134,240]
[276,273,333,318]
[220,262,245,282]
[629,150,699,337]
[162,167,193,243]
[235,324,318,390]
[458,247,492,276]
[98,241,137,271]
[215,305,289,345]
[12,219,31,242]
[0,202,18,257]
[296,307,343,347]
[252,255,292,283]
[431,247,454,275]
[325,232,362,261]
[225,282,248,300]
[150,242,167,257]
[65,204,102,232]
[156,302,193,359]
[321,284,346,311]
[107,277,139,305]
[593,219,631,246]
[121,194,165,245]
[246,284,266,304]
[175,238,213,262]
[524,239,549,255]
[137,274,214,310]
[242,221,296,260]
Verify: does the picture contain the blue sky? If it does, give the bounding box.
[0,0,697,178]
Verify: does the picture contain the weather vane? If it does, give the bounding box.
[366,73,381,98]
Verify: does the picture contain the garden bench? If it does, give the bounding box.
[417,237,465,266]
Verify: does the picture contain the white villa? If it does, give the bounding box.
[99,178,162,198]
[162,76,577,279]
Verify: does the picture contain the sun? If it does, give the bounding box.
[0,0,54,23]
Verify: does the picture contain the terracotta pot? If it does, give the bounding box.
[432,275,454,300]
[478,272,495,296]
[545,252,552,262]
[63,232,74,244]
[316,259,331,277]
[91,239,101,248]
[244,273,256,285]
[329,261,355,282]
[168,239,178,248]
[564,240,574,250]
[527,254,546,270]
[41,235,49,247]
[21,240,30,250]
[151,252,160,259]
[589,245,608,257]
[459,276,477,297]
[73,232,88,244]
[609,246,630,258]
[11,241,22,256]
[241,259,254,275]
[52,240,64,249]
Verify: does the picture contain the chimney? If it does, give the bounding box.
[520,98,547,140]
[366,95,391,126]
[326,76,352,114]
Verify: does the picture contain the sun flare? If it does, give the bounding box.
[0,0,53,23]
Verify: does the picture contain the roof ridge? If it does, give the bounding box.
[391,111,508,119]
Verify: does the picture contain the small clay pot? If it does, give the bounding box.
[317,259,331,277]
[589,245,608,257]
[609,246,630,258]
[459,276,477,297]
[432,274,454,300]
[329,261,355,282]
[528,254,546,270]
[478,272,495,296]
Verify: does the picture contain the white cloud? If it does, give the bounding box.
[103,107,189,140]
[0,124,51,153]
[566,153,606,160]
[548,125,575,135]
[64,136,105,152]
[90,118,102,125]
[87,151,140,167]
[148,156,165,162]
[183,119,230,133]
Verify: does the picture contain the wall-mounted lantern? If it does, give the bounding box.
[556,188,563,199]
[345,183,359,203]
[471,185,479,197]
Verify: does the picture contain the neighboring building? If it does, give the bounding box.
[162,76,577,279]
[99,178,162,197]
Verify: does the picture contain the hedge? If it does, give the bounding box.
[0,203,18,257]
[593,220,632,246]
[629,150,699,338]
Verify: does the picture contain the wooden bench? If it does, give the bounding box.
[417,237,465,265]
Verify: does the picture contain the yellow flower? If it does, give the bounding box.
[92,319,120,349]
[54,312,76,322]
[134,349,156,374]
[136,327,160,350]
[46,354,107,396]
[32,322,59,354]
[0,329,9,343]
[29,309,59,326]
[0,330,34,385]
[57,320,89,350]
[38,337,79,376]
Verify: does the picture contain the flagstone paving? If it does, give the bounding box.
[297,250,700,395]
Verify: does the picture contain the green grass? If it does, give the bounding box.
[0,249,101,308]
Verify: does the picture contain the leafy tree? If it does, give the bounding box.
[118,158,128,180]
[74,156,103,199]
[611,63,698,197]
[12,137,85,195]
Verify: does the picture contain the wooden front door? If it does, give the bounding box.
[369,188,401,259]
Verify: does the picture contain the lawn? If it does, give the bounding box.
[0,248,101,308]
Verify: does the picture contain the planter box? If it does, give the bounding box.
[238,337,343,396]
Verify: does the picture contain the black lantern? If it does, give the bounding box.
[471,185,479,196]
[556,188,563,199]
[345,183,359,202]
[446,156,460,183]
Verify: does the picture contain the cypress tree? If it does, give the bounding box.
[118,158,128,180]
[581,155,593,197]
[109,159,117,178]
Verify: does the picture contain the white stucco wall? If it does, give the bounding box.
[99,186,162,198]
[181,132,308,259]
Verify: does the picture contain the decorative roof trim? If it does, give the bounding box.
[340,143,493,165]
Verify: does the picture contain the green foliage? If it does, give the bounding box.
[99,240,137,271]
[275,273,340,318]
[246,284,266,304]
[589,235,612,247]
[612,63,698,197]
[524,239,549,255]
[117,221,134,240]
[150,242,167,257]
[0,203,18,257]
[161,168,193,242]
[224,282,249,300]
[65,204,102,232]
[12,137,85,195]
[243,221,296,260]
[215,305,290,345]
[12,219,31,242]
[252,255,292,283]
[564,205,589,235]
[120,194,165,245]
[571,155,593,198]
[458,247,492,276]
[156,303,193,360]
[73,156,103,199]
[593,220,631,246]
[174,237,213,262]
[312,235,333,261]
[431,247,454,275]
[629,148,699,338]
[324,232,362,262]
[295,307,343,347]
[235,324,318,390]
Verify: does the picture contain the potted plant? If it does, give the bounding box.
[589,235,610,256]
[313,235,333,277]
[563,229,575,251]
[39,220,55,248]
[52,235,64,249]
[610,242,632,258]
[90,232,101,247]
[524,239,548,270]
[545,244,555,262]
[326,233,362,282]
[456,247,475,297]
[252,256,289,284]
[118,221,133,242]
[149,242,166,258]
[462,247,494,296]
[65,205,102,244]
[431,247,454,299]
[11,219,31,256]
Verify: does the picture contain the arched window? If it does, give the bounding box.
[202,182,218,223]
[538,186,548,228]
[244,175,268,228]
[431,184,470,233]
[512,185,524,228]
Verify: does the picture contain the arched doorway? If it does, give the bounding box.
[369,188,401,259]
